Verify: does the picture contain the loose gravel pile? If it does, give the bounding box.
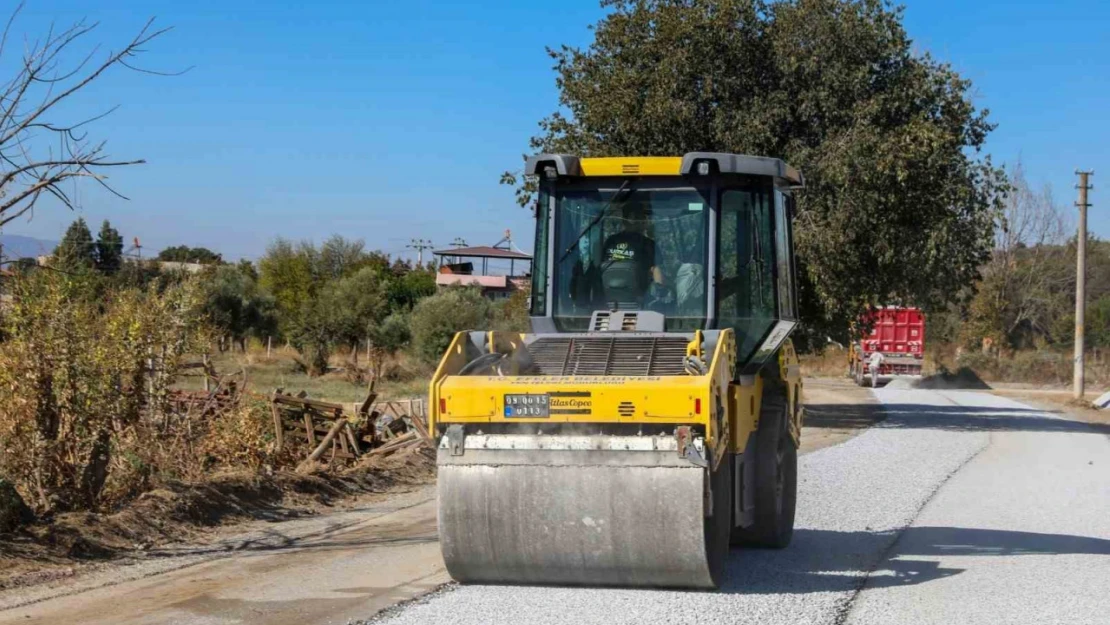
[373,390,990,625]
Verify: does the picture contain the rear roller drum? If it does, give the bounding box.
[732,391,797,548]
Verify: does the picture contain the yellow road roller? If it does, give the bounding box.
[429,152,805,589]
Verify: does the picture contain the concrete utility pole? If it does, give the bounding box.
[406,238,434,265]
[1074,170,1094,400]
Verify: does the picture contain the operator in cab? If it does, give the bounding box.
[598,204,674,312]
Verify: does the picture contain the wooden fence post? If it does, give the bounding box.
[270,394,284,451]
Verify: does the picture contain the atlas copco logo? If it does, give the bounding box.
[551,398,592,409]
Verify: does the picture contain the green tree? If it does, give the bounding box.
[94,220,124,275]
[157,245,223,264]
[236,258,259,282]
[367,313,412,381]
[258,238,316,339]
[288,298,337,377]
[506,0,1006,340]
[387,269,437,312]
[322,266,389,361]
[202,266,277,352]
[317,235,372,281]
[410,288,491,364]
[54,218,96,272]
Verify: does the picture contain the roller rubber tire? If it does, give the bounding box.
[732,392,797,548]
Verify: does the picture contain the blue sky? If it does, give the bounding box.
[1,0,1107,261]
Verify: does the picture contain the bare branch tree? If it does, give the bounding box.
[976,160,1073,345]
[0,3,183,228]
[995,160,1069,252]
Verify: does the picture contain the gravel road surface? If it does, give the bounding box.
[374,388,1110,625]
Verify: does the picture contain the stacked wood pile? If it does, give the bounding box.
[270,389,432,470]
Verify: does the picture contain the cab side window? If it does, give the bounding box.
[718,187,775,360]
[774,191,797,320]
[530,189,551,316]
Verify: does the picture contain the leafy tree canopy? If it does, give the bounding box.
[320,265,390,351]
[157,245,223,264]
[236,258,259,282]
[508,0,1006,341]
[387,269,437,311]
[201,265,277,351]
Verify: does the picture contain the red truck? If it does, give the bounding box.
[848,307,925,387]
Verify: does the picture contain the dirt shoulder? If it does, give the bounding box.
[801,376,883,453]
[0,447,435,604]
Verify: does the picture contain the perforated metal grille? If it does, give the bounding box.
[527,336,688,376]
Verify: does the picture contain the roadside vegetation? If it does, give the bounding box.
[0,243,527,519]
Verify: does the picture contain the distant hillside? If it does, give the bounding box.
[0,234,57,260]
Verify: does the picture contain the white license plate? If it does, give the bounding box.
[503,394,550,418]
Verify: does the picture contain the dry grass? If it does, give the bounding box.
[799,347,851,378]
[175,341,431,403]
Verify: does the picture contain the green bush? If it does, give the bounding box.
[490,288,531,332]
[410,288,490,364]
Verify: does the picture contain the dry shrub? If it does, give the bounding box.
[0,273,209,514]
[194,397,285,473]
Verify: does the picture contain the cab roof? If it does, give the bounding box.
[524,152,804,188]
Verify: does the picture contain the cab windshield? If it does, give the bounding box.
[552,180,710,331]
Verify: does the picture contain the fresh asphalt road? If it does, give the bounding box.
[375,388,1110,625]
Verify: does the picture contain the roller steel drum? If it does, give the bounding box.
[437,437,727,589]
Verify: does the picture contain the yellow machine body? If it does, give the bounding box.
[432,153,805,589]
[430,330,803,455]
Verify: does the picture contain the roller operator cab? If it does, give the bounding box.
[430,153,805,589]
